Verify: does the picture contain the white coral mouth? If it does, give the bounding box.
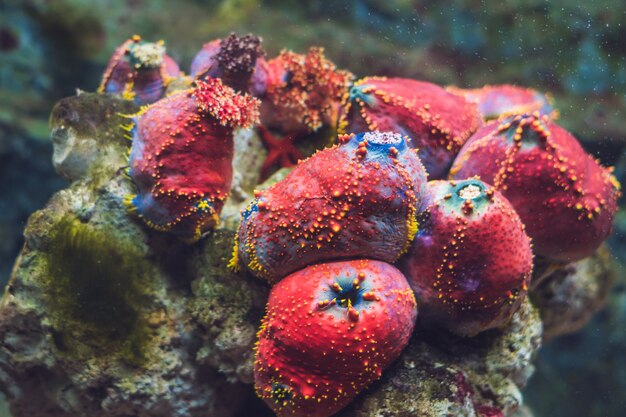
[458,183,482,200]
[362,131,403,146]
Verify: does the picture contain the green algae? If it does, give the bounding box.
[42,215,155,366]
[188,230,256,325]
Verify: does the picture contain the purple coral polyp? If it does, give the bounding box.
[99,35,180,105]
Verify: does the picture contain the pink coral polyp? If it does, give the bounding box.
[126,78,259,242]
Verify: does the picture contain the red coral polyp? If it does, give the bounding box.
[450,112,621,262]
[261,47,354,134]
[254,259,417,417]
[399,179,533,337]
[126,78,260,242]
[339,77,483,179]
[232,131,428,283]
[190,33,265,93]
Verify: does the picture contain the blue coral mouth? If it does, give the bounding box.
[499,113,549,148]
[348,131,409,155]
[348,83,377,106]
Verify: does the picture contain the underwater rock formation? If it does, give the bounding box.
[532,246,615,341]
[0,90,550,417]
[1,93,266,417]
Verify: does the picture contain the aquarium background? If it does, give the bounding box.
[0,1,624,416]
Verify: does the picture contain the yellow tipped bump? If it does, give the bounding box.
[248,255,267,279]
[120,122,135,132]
[122,82,136,101]
[609,173,621,191]
[123,194,138,213]
[402,207,419,256]
[227,242,240,272]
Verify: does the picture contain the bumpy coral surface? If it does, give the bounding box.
[99,35,180,105]
[259,47,354,134]
[190,33,265,93]
[450,113,620,262]
[399,179,533,337]
[254,259,417,417]
[447,84,555,120]
[233,131,428,283]
[338,77,483,178]
[126,78,259,242]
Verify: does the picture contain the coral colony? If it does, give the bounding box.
[101,34,621,417]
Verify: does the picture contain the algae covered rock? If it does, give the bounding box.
[532,246,615,341]
[341,299,542,417]
[0,181,249,417]
[0,92,260,417]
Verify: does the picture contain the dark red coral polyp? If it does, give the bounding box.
[254,259,416,417]
[260,47,354,134]
[190,33,265,92]
[339,76,483,179]
[451,112,621,262]
[399,179,533,337]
